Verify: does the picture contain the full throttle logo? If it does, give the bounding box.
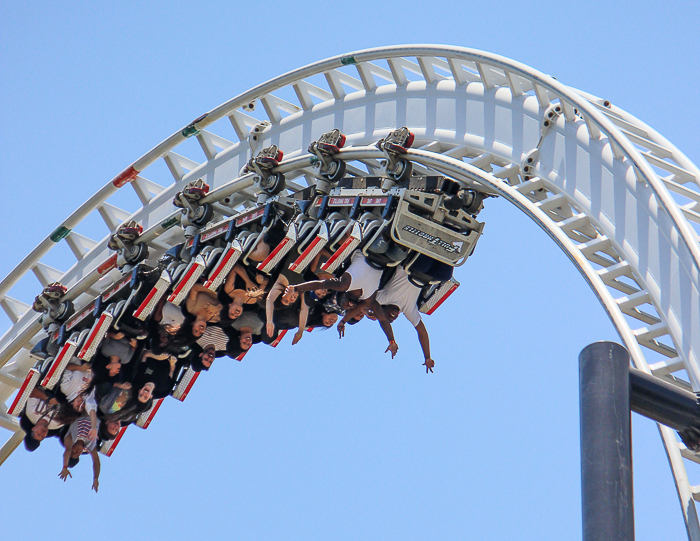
[401,225,463,253]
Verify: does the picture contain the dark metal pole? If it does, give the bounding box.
[579,342,634,541]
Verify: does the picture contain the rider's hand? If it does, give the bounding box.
[59,468,72,481]
[88,428,97,442]
[337,321,345,339]
[248,287,265,299]
[266,322,275,338]
[292,330,304,345]
[285,285,296,297]
[423,358,435,374]
[385,341,398,359]
[92,479,99,493]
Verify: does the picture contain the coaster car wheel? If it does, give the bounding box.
[388,159,412,183]
[124,243,150,265]
[321,160,346,183]
[462,190,485,215]
[56,300,75,322]
[190,203,214,226]
[261,173,286,195]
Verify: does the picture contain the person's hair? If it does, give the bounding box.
[55,402,82,426]
[190,357,208,372]
[23,434,41,452]
[68,456,80,468]
[305,307,334,329]
[91,353,118,386]
[274,295,300,312]
[122,391,153,419]
[135,397,154,416]
[161,320,199,351]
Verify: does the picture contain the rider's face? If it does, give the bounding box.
[322,312,338,327]
[201,347,215,368]
[229,304,243,319]
[71,395,85,412]
[138,383,154,403]
[281,290,298,305]
[31,422,48,441]
[107,360,121,377]
[240,332,253,350]
[107,421,120,436]
[192,319,207,337]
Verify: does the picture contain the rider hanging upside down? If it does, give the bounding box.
[337,262,447,373]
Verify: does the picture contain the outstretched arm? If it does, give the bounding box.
[59,434,73,481]
[290,273,351,294]
[90,449,101,492]
[292,296,310,345]
[235,264,257,291]
[368,299,398,358]
[310,247,333,276]
[223,265,238,296]
[265,277,286,338]
[415,321,434,373]
[88,408,98,442]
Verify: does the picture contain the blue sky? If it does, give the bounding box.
[1,1,699,539]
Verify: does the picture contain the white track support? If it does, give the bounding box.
[1,45,699,538]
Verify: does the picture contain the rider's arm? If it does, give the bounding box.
[88,408,98,440]
[90,449,101,492]
[62,434,73,470]
[309,247,333,275]
[368,298,396,344]
[265,278,286,331]
[368,298,399,358]
[293,273,351,293]
[143,350,171,361]
[415,321,431,361]
[223,265,238,295]
[293,296,311,344]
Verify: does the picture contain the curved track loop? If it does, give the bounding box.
[1,45,699,537]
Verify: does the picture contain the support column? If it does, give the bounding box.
[579,341,634,541]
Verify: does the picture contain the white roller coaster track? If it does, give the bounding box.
[1,45,699,538]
